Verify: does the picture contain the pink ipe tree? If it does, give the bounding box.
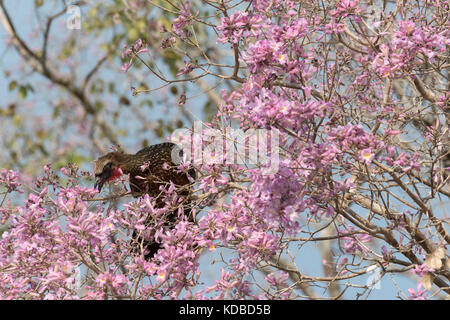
[0,0,449,300]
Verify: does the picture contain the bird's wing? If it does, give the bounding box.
[135,142,175,156]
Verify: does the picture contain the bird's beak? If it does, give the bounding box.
[94,176,106,192]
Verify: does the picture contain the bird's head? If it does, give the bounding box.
[93,152,125,192]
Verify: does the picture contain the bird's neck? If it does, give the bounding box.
[108,167,124,181]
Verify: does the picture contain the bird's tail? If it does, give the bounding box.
[131,230,162,260]
[131,205,194,260]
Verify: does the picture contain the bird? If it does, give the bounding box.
[93,142,195,260]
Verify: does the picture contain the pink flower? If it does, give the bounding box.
[408,283,428,300]
[360,148,374,164]
[176,62,195,77]
[121,39,148,73]
[0,169,23,193]
[411,264,434,277]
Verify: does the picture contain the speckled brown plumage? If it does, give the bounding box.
[94,142,195,259]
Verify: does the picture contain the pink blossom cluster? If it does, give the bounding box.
[121,38,148,72]
[0,165,204,299]
[372,20,447,77]
[217,12,264,44]
[0,169,23,193]
[172,1,197,38]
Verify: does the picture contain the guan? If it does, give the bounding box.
[93,142,195,259]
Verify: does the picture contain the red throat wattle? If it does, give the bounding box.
[108,167,123,181]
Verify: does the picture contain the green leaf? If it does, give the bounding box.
[119,96,130,106]
[53,106,61,118]
[137,20,147,32]
[12,114,22,126]
[8,80,17,91]
[25,83,34,93]
[127,28,139,40]
[170,86,178,95]
[18,85,27,99]
[108,82,116,93]
[94,100,104,111]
